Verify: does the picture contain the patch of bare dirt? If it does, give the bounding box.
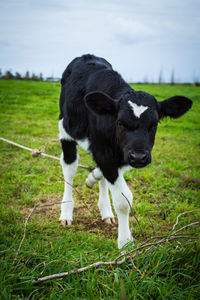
[22,194,118,239]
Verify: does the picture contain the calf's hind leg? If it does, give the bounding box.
[59,140,78,225]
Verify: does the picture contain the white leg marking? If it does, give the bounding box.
[59,118,91,152]
[98,177,114,221]
[77,138,91,152]
[86,167,103,188]
[128,101,148,118]
[108,171,133,249]
[59,152,78,222]
[59,118,74,141]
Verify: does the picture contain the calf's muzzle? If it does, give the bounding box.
[128,150,150,168]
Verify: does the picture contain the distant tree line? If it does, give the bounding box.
[0,69,60,82]
[0,68,199,85]
[0,69,44,81]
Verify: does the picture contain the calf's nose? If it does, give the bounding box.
[129,151,148,164]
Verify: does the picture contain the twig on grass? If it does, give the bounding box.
[10,180,199,283]
[0,248,13,255]
[0,137,94,172]
[32,230,199,285]
[33,214,199,284]
[173,221,200,235]
[129,256,142,276]
[33,257,126,285]
[172,209,200,231]
[12,174,92,263]
[13,203,37,263]
[12,198,74,263]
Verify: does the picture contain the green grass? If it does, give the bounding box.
[0,80,200,299]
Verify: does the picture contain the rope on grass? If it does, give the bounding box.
[0,137,94,172]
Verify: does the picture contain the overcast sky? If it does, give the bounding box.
[0,0,200,82]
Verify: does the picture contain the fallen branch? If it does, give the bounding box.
[11,187,199,283]
[13,203,37,263]
[32,231,199,285]
[113,233,199,263]
[33,257,126,285]
[13,199,74,263]
[172,209,200,231]
[173,221,200,235]
[0,248,13,255]
[0,137,94,172]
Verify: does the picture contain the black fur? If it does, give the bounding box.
[59,54,192,184]
[61,140,77,164]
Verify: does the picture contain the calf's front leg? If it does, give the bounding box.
[108,174,133,249]
[59,140,78,225]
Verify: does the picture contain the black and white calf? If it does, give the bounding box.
[58,54,192,248]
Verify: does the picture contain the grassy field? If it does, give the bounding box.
[0,80,200,299]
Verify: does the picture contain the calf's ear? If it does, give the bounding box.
[84,91,117,116]
[158,96,192,119]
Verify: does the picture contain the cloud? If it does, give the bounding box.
[111,16,156,45]
[0,0,199,82]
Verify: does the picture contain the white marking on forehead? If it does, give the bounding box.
[128,101,148,118]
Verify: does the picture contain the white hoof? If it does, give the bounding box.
[103,217,116,225]
[60,220,72,226]
[118,235,134,249]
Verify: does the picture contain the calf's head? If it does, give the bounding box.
[85,91,192,168]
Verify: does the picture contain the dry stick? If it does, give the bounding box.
[13,203,37,263]
[113,234,199,263]
[12,176,87,262]
[22,198,198,283]
[115,218,200,262]
[33,257,126,285]
[12,175,90,262]
[172,209,200,231]
[121,192,146,240]
[56,174,92,214]
[139,232,198,248]
[173,221,200,235]
[0,137,94,172]
[32,200,73,210]
[0,249,12,255]
[32,232,199,285]
[12,199,74,263]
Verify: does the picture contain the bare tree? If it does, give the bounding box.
[158,69,163,84]
[24,71,30,80]
[170,69,175,85]
[15,72,22,80]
